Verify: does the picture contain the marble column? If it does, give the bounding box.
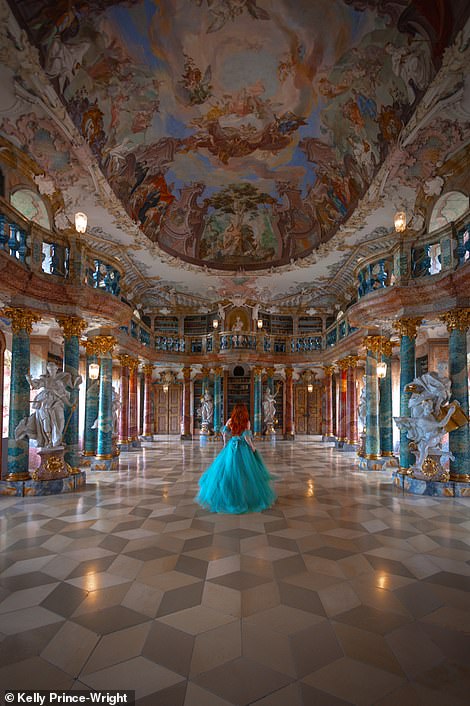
[83,339,100,458]
[379,340,394,458]
[181,366,192,439]
[265,367,275,394]
[128,358,141,449]
[284,367,294,438]
[253,366,263,436]
[56,316,87,468]
[4,308,41,480]
[213,367,223,435]
[322,365,334,437]
[393,318,421,469]
[337,360,348,442]
[117,354,131,450]
[142,364,154,440]
[346,356,359,445]
[91,335,116,470]
[201,367,210,395]
[363,337,381,460]
[440,309,470,481]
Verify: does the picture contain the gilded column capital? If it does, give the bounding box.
[285,367,293,379]
[392,317,422,340]
[265,367,275,377]
[337,358,350,371]
[92,335,116,356]
[117,353,132,368]
[127,357,140,372]
[201,366,211,377]
[2,307,41,334]
[182,366,191,381]
[346,355,360,368]
[143,364,154,376]
[56,316,87,339]
[82,338,100,357]
[322,365,334,377]
[439,308,470,333]
[213,366,224,377]
[363,335,389,353]
[253,366,264,377]
[381,340,394,358]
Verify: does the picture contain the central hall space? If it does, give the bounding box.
[0,439,469,706]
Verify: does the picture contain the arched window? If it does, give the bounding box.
[429,191,469,232]
[10,188,50,229]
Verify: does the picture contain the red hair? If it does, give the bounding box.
[229,403,250,436]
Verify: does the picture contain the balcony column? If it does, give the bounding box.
[142,364,154,440]
[91,336,117,471]
[284,367,294,439]
[253,366,263,437]
[379,340,395,458]
[363,337,381,461]
[181,366,192,439]
[213,367,223,435]
[346,356,359,445]
[322,365,334,438]
[201,367,210,395]
[439,309,470,481]
[56,316,87,468]
[337,359,348,443]
[265,367,275,394]
[117,355,130,450]
[3,308,41,480]
[393,318,422,469]
[128,358,141,449]
[83,339,100,458]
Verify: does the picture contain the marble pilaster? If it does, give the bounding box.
[393,318,421,469]
[3,308,41,480]
[440,309,470,481]
[56,317,87,468]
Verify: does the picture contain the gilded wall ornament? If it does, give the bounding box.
[56,316,87,339]
[92,336,116,357]
[392,318,423,340]
[143,364,154,376]
[322,365,334,377]
[2,308,41,334]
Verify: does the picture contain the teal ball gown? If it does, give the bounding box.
[196,429,277,514]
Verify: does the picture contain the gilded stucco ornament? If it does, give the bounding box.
[392,318,423,340]
[92,336,116,357]
[2,308,41,334]
[322,365,334,377]
[439,309,470,333]
[56,316,87,339]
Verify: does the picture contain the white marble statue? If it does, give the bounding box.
[262,387,276,426]
[112,388,121,436]
[201,389,214,427]
[232,316,244,332]
[218,303,225,324]
[394,372,457,479]
[358,384,367,430]
[15,362,80,448]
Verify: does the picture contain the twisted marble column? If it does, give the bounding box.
[393,318,421,469]
[440,309,470,481]
[57,316,87,467]
[3,308,41,480]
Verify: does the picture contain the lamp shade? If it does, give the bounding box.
[88,362,99,380]
[75,212,88,233]
[257,319,263,329]
[377,360,387,379]
[212,319,219,329]
[394,211,406,233]
[307,383,313,393]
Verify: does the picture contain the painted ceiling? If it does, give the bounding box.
[2,0,470,310]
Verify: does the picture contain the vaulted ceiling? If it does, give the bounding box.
[2,0,470,312]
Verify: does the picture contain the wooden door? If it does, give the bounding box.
[154,385,182,434]
[295,385,322,434]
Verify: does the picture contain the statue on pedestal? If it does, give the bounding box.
[200,389,214,434]
[394,372,466,481]
[262,386,277,434]
[357,383,367,457]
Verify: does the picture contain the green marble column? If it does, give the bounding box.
[393,318,421,469]
[90,336,116,470]
[57,317,87,468]
[379,341,394,457]
[213,367,223,434]
[440,309,470,481]
[363,341,380,460]
[4,308,41,480]
[253,367,263,436]
[83,340,99,457]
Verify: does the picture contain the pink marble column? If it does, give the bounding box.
[346,357,359,444]
[128,359,140,447]
[322,365,334,437]
[181,366,192,439]
[118,355,130,448]
[143,364,154,439]
[338,362,348,442]
[284,367,294,439]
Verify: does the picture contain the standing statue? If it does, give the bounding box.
[111,387,121,436]
[200,389,214,434]
[262,385,277,434]
[15,362,79,448]
[358,383,367,430]
[232,316,244,332]
[394,372,466,481]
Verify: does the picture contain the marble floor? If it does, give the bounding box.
[1,439,470,706]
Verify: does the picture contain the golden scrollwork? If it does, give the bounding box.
[32,454,69,480]
[2,307,41,334]
[56,316,87,339]
[117,353,132,368]
[127,357,140,371]
[213,367,224,376]
[182,366,191,381]
[285,367,294,379]
[439,308,470,333]
[322,365,334,377]
[82,339,100,357]
[363,335,393,355]
[265,367,276,378]
[392,317,422,340]
[201,366,211,377]
[381,340,394,358]
[92,335,116,356]
[143,364,154,375]
[336,358,349,371]
[253,366,264,377]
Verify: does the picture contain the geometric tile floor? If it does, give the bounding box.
[1,438,470,705]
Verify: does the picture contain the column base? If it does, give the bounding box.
[393,470,470,497]
[358,456,388,471]
[0,471,86,496]
[141,435,154,441]
[336,439,357,451]
[91,456,119,471]
[118,442,130,451]
[283,432,295,440]
[180,434,193,440]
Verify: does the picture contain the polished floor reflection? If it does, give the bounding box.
[1,438,470,705]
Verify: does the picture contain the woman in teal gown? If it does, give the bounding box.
[196,404,277,514]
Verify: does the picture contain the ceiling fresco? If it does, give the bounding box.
[9,0,464,271]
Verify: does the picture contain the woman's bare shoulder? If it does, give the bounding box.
[247,420,251,429]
